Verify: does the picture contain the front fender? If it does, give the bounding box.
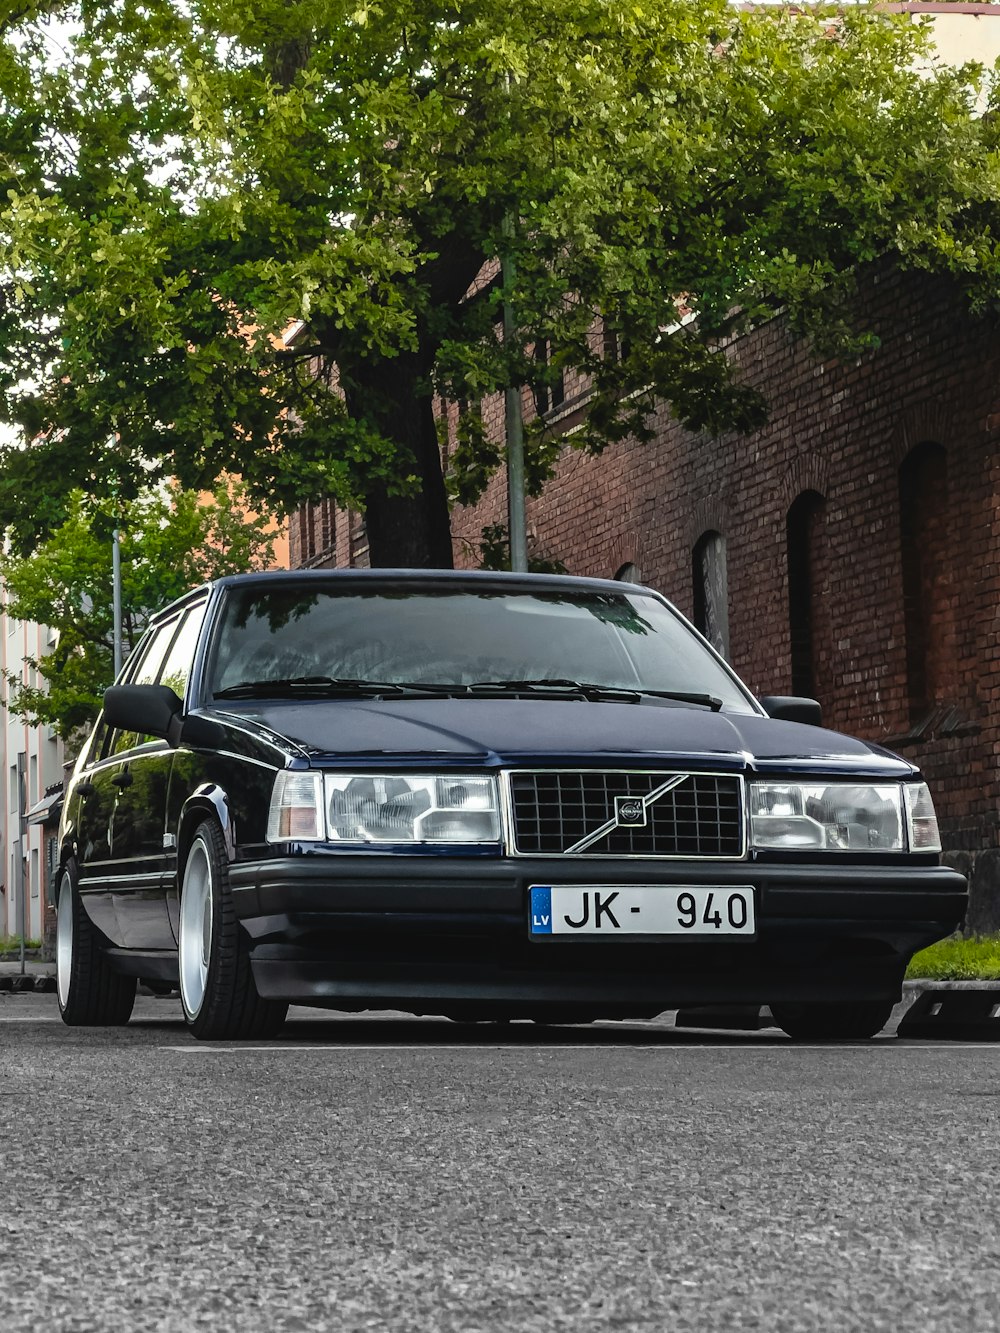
[178,784,237,864]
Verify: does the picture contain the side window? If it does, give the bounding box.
[105,617,183,757]
[131,619,182,686]
[157,601,207,703]
[83,721,109,768]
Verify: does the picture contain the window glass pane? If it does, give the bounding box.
[157,602,207,701]
[106,617,180,755]
[131,619,182,686]
[692,533,729,660]
[614,563,641,583]
[108,727,163,757]
[209,584,756,712]
[85,723,108,766]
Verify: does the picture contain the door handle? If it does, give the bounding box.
[111,770,133,789]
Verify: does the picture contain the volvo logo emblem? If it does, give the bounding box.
[615,796,647,827]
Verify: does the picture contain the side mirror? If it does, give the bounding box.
[103,684,184,744]
[760,695,822,727]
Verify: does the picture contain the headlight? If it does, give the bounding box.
[750,782,905,851]
[266,771,501,845]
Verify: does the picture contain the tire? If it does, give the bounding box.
[178,819,287,1041]
[56,863,136,1026]
[769,999,895,1040]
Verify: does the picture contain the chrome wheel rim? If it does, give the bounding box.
[56,874,72,1010]
[179,840,213,1019]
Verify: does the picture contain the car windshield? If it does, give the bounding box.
[206,584,757,713]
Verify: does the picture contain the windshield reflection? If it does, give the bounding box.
[209,586,754,712]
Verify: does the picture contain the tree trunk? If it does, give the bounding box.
[343,352,454,568]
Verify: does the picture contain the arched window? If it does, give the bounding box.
[692,531,729,659]
[786,491,827,700]
[899,443,953,720]
[614,562,641,584]
[532,338,565,417]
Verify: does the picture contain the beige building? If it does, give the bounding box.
[899,2,1000,87]
[0,588,65,946]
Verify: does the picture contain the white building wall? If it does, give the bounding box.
[0,584,65,944]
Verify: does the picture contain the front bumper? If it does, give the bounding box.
[228,854,967,1013]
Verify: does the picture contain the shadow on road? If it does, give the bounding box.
[2,991,799,1046]
[268,1014,794,1047]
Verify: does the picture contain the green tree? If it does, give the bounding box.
[0,2,997,566]
[0,482,276,738]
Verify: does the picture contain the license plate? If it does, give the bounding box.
[528,884,756,937]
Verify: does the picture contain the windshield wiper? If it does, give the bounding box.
[467,678,639,701]
[468,680,724,709]
[214,677,435,700]
[633,689,724,711]
[213,676,724,710]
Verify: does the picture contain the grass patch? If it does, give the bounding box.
[906,934,1000,980]
[0,935,42,953]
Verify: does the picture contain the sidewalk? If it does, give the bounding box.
[0,956,54,977]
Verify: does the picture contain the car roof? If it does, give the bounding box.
[149,567,656,624]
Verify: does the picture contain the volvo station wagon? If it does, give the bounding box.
[55,569,967,1040]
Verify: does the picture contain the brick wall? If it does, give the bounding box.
[452,266,1000,928]
[287,265,1000,928]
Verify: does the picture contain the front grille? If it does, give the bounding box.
[508,770,744,858]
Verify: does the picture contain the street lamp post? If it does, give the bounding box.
[502,219,528,574]
[15,753,26,976]
[112,526,122,678]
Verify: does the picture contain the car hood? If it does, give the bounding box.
[215,697,913,778]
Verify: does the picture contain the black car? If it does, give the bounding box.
[55,569,966,1040]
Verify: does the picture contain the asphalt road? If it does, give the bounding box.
[2,994,999,1333]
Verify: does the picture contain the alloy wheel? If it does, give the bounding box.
[179,839,214,1019]
[55,873,73,1010]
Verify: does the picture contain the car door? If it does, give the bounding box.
[106,601,208,947]
[76,615,183,948]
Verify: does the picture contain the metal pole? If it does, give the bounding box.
[16,753,25,975]
[502,231,528,573]
[112,527,123,678]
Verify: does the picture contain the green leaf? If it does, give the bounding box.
[0,0,996,566]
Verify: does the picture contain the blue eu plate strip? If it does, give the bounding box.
[530,885,552,934]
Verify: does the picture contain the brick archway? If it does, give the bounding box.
[605,532,647,582]
[684,494,732,552]
[891,404,952,468]
[780,454,830,508]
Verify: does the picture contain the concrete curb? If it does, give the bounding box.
[674,981,1000,1039]
[0,973,56,994]
[891,979,1000,1039]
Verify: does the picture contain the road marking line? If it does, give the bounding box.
[166,1043,785,1053]
[163,1042,1000,1053]
[0,1016,63,1023]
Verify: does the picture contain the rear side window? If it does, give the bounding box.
[104,614,185,756]
[157,601,207,703]
[130,618,183,687]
